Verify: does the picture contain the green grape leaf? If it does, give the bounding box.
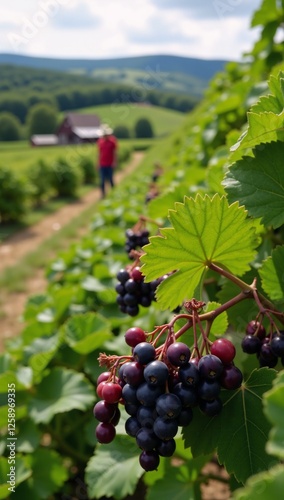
[85,436,143,500]
[251,0,282,27]
[259,246,284,301]
[251,73,284,114]
[263,371,284,459]
[13,448,68,500]
[204,302,228,337]
[146,464,196,500]
[233,464,284,500]
[64,312,112,354]
[140,194,258,311]
[230,111,284,156]
[0,456,32,499]
[29,367,95,423]
[224,141,284,229]
[16,419,41,453]
[183,368,276,484]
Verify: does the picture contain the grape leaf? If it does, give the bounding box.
[183,368,276,484]
[140,194,258,311]
[85,436,143,499]
[146,464,196,500]
[13,449,68,500]
[250,73,284,114]
[230,111,284,156]
[224,141,284,229]
[64,312,112,354]
[0,456,31,500]
[29,367,95,423]
[233,464,284,500]
[263,371,284,459]
[204,302,228,337]
[251,0,282,27]
[259,246,284,301]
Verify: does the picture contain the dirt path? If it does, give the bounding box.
[0,152,144,349]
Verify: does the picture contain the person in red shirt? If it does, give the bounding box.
[97,126,117,198]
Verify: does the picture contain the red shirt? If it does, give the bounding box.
[97,136,117,167]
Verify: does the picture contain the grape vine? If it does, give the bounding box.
[94,262,284,472]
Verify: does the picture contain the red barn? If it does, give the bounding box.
[30,113,104,146]
[57,113,102,144]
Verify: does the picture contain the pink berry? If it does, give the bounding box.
[102,382,122,404]
[210,338,236,365]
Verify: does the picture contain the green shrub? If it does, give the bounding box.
[113,124,130,138]
[117,145,132,164]
[50,157,83,197]
[0,166,27,222]
[77,155,96,184]
[134,117,154,138]
[27,159,53,205]
[0,112,21,141]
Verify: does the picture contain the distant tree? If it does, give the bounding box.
[0,97,28,123]
[134,117,154,138]
[113,124,130,138]
[0,112,21,141]
[27,103,58,136]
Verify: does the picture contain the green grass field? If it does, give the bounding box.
[0,104,185,173]
[62,103,186,138]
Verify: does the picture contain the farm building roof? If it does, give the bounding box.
[30,134,59,146]
[65,113,101,128]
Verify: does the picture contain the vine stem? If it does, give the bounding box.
[209,262,284,326]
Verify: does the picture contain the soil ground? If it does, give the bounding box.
[0,152,144,350]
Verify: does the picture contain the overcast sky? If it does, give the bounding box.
[0,0,261,61]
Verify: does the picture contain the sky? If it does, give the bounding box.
[0,0,262,61]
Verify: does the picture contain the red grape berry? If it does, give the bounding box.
[210,338,236,365]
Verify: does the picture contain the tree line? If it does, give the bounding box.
[0,64,198,141]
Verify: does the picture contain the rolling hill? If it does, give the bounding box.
[0,53,229,97]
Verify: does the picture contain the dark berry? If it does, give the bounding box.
[153,417,178,440]
[166,342,191,366]
[199,398,223,417]
[246,320,266,340]
[220,364,243,390]
[156,438,176,457]
[198,380,221,401]
[144,360,169,386]
[117,269,130,284]
[139,450,160,471]
[125,417,141,437]
[133,342,156,364]
[241,335,261,354]
[93,401,116,423]
[96,422,116,443]
[198,354,224,380]
[136,428,159,451]
[136,383,163,406]
[179,362,200,387]
[156,393,182,419]
[270,334,284,357]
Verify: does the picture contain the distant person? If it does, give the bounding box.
[97,126,117,198]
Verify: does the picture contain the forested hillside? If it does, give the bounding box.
[0,53,228,90]
[1,1,284,499]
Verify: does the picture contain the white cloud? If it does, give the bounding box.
[0,0,261,60]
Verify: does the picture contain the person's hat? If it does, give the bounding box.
[101,124,113,135]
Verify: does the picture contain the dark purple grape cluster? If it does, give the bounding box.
[125,228,150,257]
[94,333,243,472]
[115,266,165,317]
[241,321,284,368]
